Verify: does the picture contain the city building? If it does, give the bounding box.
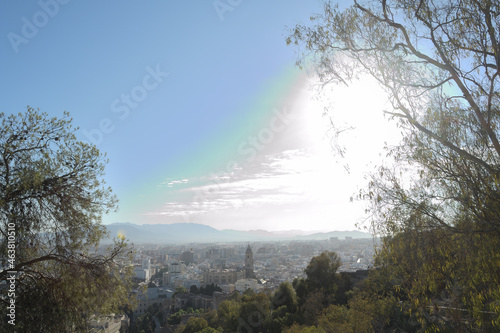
[235,278,259,293]
[89,314,129,333]
[203,269,244,287]
[163,261,186,287]
[133,287,174,316]
[180,250,194,265]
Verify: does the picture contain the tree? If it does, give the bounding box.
[173,285,189,304]
[237,292,271,332]
[190,285,199,294]
[270,284,301,331]
[131,312,156,333]
[198,282,222,296]
[217,300,241,332]
[316,304,352,333]
[288,0,500,233]
[198,327,220,333]
[200,309,219,330]
[271,282,298,313]
[287,0,500,328]
[302,290,329,325]
[290,252,343,325]
[282,323,326,333]
[0,108,134,331]
[304,251,341,293]
[182,316,208,333]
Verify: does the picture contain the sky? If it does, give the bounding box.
[0,1,401,232]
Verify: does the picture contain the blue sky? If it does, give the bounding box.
[1,1,399,232]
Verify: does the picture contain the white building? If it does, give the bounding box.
[163,261,187,287]
[133,287,174,316]
[89,314,129,333]
[134,264,151,282]
[235,278,259,293]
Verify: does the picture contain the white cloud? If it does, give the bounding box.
[144,147,359,229]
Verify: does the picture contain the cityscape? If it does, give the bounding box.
[89,234,378,332]
[2,0,500,331]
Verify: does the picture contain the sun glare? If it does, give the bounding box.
[297,76,399,171]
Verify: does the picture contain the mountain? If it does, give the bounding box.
[298,230,373,240]
[104,222,372,244]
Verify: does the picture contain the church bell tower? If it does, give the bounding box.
[244,244,254,278]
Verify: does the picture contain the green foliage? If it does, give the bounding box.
[282,323,326,333]
[168,311,183,326]
[142,302,164,327]
[347,289,397,332]
[183,316,208,333]
[242,287,256,299]
[0,108,134,331]
[197,283,222,296]
[168,308,202,326]
[376,228,500,331]
[200,309,219,329]
[316,305,352,333]
[216,300,241,332]
[334,272,352,305]
[130,312,156,333]
[198,327,220,333]
[213,291,274,332]
[302,290,329,325]
[190,285,199,294]
[271,281,298,313]
[173,286,189,298]
[295,251,343,323]
[269,305,300,332]
[238,292,271,332]
[313,270,408,332]
[292,277,309,306]
[200,327,222,333]
[304,251,341,293]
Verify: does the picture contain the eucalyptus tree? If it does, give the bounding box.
[0,107,134,331]
[287,0,500,328]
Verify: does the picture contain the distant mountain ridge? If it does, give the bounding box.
[105,222,372,244]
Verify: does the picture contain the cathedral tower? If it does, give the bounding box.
[244,244,254,278]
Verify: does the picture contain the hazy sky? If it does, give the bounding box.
[1,1,400,231]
